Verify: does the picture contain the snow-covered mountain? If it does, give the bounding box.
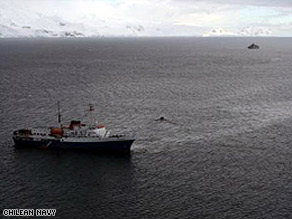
[0,1,273,38]
[0,18,90,38]
[202,28,237,37]
[0,1,153,38]
[203,27,272,37]
[239,27,272,36]
[0,2,91,37]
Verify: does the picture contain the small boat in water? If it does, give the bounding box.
[248,43,259,49]
[13,103,135,153]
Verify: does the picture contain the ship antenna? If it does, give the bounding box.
[57,101,62,125]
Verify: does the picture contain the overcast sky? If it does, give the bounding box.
[2,0,292,36]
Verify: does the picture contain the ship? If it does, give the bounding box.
[248,43,259,49]
[12,103,135,153]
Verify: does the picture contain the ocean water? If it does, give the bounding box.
[1,37,292,218]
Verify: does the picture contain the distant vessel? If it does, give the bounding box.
[248,43,259,49]
[13,103,135,153]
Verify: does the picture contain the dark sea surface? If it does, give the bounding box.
[1,37,292,218]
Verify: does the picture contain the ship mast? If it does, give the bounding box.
[57,101,62,125]
[89,104,94,127]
